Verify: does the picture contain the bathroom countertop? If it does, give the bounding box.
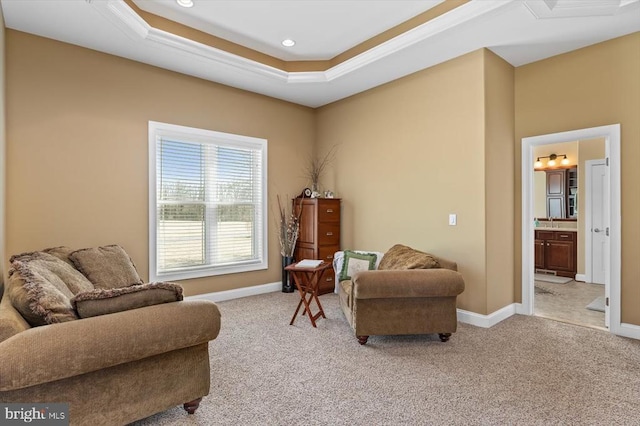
[535,227,577,232]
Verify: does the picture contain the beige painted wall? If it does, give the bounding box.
[316,49,514,315]
[5,30,315,296]
[533,171,547,219]
[5,25,637,323]
[515,32,640,324]
[0,9,5,292]
[483,49,515,314]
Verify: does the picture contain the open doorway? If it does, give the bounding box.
[521,124,621,335]
[532,140,606,330]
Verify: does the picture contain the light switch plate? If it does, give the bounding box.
[449,214,457,226]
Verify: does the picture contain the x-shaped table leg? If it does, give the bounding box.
[289,269,326,327]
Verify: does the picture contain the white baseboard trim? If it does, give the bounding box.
[514,303,527,315]
[575,274,586,282]
[613,322,640,340]
[457,303,518,328]
[186,281,281,303]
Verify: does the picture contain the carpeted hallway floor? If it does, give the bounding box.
[132,292,640,425]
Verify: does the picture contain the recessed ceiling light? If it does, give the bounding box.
[281,39,296,47]
[176,0,194,8]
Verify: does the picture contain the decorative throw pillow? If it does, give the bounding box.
[378,244,440,270]
[42,246,76,267]
[8,252,95,326]
[70,245,143,289]
[71,282,183,319]
[339,250,378,281]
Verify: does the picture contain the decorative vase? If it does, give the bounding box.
[282,255,295,293]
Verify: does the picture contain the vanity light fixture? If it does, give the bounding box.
[176,0,194,8]
[281,39,296,47]
[534,153,570,168]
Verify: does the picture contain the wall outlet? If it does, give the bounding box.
[449,214,457,226]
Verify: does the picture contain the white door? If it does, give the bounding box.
[588,161,606,284]
[586,159,608,327]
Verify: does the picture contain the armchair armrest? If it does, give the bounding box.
[0,300,221,391]
[352,269,464,299]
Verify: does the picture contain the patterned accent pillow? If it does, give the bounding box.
[70,245,143,289]
[378,244,440,270]
[8,252,94,326]
[71,282,183,319]
[339,250,378,281]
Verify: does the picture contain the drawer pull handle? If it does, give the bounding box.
[326,278,333,282]
[326,209,334,213]
[326,232,333,236]
[326,255,333,259]
[560,235,568,238]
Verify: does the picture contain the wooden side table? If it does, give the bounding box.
[285,261,333,327]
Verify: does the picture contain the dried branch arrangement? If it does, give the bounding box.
[304,145,338,190]
[277,195,304,257]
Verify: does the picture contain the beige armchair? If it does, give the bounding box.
[334,245,465,345]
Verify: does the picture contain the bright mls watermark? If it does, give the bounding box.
[1,403,68,425]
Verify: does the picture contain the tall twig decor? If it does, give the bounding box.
[277,195,304,257]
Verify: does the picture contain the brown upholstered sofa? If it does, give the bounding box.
[334,245,465,345]
[0,246,221,425]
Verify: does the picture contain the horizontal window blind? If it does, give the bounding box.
[149,122,267,281]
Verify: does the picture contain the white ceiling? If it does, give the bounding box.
[132,0,445,61]
[2,0,640,108]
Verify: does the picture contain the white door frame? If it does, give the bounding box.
[521,124,622,336]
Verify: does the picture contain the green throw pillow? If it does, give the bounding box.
[339,250,377,281]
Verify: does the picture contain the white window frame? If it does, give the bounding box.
[148,121,268,282]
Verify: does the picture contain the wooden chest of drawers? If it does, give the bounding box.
[294,198,341,294]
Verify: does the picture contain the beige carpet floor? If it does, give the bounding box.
[131,292,639,425]
[535,280,605,329]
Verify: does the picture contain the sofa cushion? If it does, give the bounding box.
[339,280,353,308]
[0,288,31,343]
[339,250,378,281]
[378,244,440,270]
[71,282,183,319]
[8,252,94,326]
[70,245,143,289]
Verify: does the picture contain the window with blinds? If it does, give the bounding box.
[148,121,268,281]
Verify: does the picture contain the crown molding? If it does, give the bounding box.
[324,0,514,82]
[90,0,515,86]
[90,0,288,81]
[524,0,640,19]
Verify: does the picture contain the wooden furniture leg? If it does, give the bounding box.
[183,397,202,414]
[357,335,369,345]
[438,333,451,342]
[288,268,327,327]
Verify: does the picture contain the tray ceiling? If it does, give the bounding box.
[2,0,639,107]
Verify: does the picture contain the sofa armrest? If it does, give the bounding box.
[435,256,458,272]
[352,269,464,299]
[0,300,221,391]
